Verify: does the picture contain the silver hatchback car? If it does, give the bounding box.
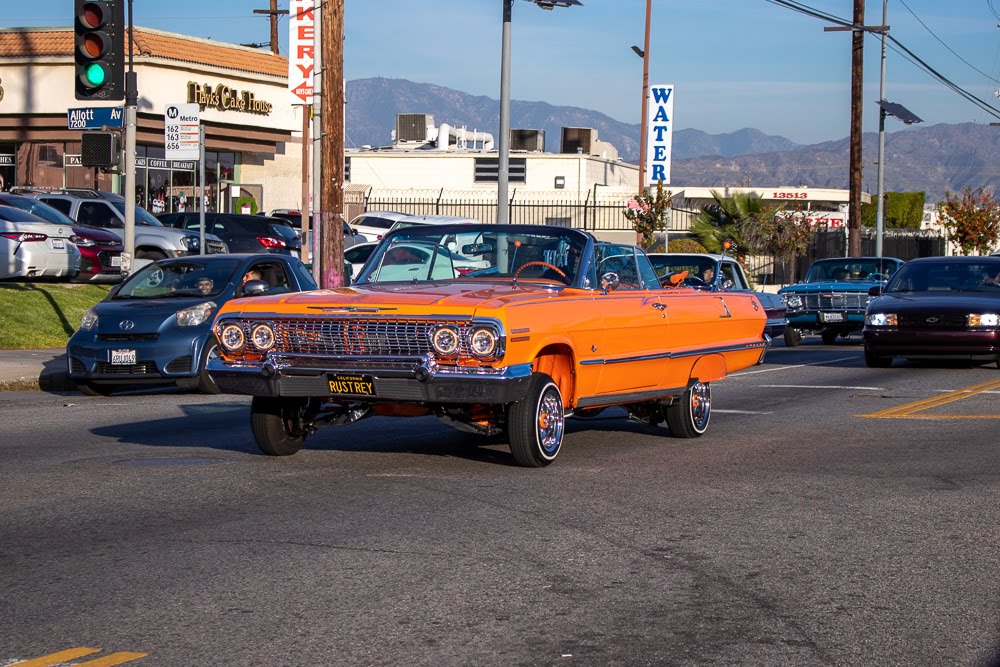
[0,205,80,280]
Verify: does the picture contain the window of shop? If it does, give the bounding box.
[0,142,15,191]
[17,142,65,188]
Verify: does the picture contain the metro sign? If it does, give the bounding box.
[288,0,315,105]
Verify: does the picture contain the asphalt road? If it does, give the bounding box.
[2,342,1000,666]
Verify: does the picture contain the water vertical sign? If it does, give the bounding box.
[645,84,674,187]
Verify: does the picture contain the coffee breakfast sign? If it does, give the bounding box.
[187,82,273,116]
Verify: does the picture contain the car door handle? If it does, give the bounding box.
[651,303,666,311]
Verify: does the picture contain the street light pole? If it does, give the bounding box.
[636,0,651,194]
[123,0,136,273]
[497,0,513,225]
[875,0,888,258]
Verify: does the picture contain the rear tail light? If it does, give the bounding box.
[1,232,48,242]
[257,236,287,249]
[456,267,475,275]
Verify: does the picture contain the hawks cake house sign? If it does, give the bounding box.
[187,82,273,116]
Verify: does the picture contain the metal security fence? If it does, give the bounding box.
[362,190,696,233]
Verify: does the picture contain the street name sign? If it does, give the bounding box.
[67,107,124,129]
[164,103,200,161]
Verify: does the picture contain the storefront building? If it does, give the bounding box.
[0,26,306,214]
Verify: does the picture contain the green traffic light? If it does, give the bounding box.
[83,63,106,87]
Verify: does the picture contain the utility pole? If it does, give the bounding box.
[123,0,137,272]
[253,0,288,55]
[825,0,868,257]
[849,0,865,257]
[875,0,888,258]
[636,0,652,194]
[320,0,345,288]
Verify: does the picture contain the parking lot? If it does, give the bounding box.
[1,342,999,665]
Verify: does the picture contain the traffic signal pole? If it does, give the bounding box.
[123,0,137,272]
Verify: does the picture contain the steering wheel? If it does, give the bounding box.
[146,267,164,287]
[513,261,569,283]
[683,275,708,288]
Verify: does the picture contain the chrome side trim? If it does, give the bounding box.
[577,385,688,408]
[579,339,769,366]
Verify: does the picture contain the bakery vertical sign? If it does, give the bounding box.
[288,0,315,104]
[645,84,674,186]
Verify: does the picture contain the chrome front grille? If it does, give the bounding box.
[231,317,476,357]
[800,292,868,311]
[898,313,967,329]
[206,240,227,254]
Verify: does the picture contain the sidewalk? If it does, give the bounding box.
[0,348,73,391]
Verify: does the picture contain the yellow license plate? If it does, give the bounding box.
[328,373,376,397]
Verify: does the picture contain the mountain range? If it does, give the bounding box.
[346,77,1000,201]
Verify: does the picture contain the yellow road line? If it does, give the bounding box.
[76,652,149,666]
[861,378,1000,419]
[11,648,102,667]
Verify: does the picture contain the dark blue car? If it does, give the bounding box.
[67,254,316,395]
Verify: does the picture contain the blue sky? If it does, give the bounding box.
[10,1,1000,144]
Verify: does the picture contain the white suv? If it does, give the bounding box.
[348,211,412,243]
[19,189,227,260]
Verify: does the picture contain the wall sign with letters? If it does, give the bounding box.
[187,82,273,116]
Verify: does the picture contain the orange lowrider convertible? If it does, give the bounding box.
[208,224,769,467]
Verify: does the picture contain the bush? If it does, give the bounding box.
[667,238,708,254]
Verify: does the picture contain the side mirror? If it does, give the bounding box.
[243,279,269,296]
[600,271,620,294]
[868,285,883,297]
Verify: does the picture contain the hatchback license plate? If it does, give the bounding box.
[111,349,136,365]
[328,373,375,397]
[820,312,845,323]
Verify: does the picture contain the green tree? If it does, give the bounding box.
[624,181,672,250]
[862,192,925,229]
[938,187,1000,255]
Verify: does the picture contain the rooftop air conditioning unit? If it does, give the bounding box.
[396,114,435,143]
[510,129,545,152]
[561,127,597,155]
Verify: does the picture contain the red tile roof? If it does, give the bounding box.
[0,28,287,78]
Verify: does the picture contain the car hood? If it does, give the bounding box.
[72,224,121,242]
[780,280,879,294]
[869,292,1000,314]
[220,280,582,318]
[91,297,220,331]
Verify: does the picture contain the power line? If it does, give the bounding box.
[898,0,1000,84]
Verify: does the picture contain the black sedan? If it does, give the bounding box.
[159,212,301,257]
[67,253,317,395]
[863,255,1000,368]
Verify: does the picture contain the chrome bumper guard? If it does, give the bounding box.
[207,353,534,404]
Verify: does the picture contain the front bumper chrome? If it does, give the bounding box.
[207,353,534,404]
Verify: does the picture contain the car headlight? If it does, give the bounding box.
[176,301,215,327]
[250,323,276,351]
[430,325,461,357]
[79,307,98,331]
[181,235,200,250]
[967,313,999,327]
[218,323,245,351]
[71,235,95,248]
[782,294,802,309]
[865,313,897,326]
[469,327,499,358]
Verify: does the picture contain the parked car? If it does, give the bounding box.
[344,241,489,281]
[16,188,227,259]
[67,253,317,396]
[159,212,302,257]
[0,205,81,280]
[779,256,904,346]
[208,223,770,466]
[267,209,366,249]
[347,211,411,242]
[646,252,787,341]
[863,255,1000,368]
[387,215,483,234]
[0,193,124,282]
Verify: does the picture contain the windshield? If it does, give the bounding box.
[111,202,162,226]
[115,258,242,299]
[358,226,589,286]
[885,259,1000,293]
[648,255,717,282]
[804,259,897,283]
[0,195,77,225]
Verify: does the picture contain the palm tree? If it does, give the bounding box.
[691,190,776,258]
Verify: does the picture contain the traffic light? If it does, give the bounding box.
[80,131,121,168]
[74,0,125,101]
